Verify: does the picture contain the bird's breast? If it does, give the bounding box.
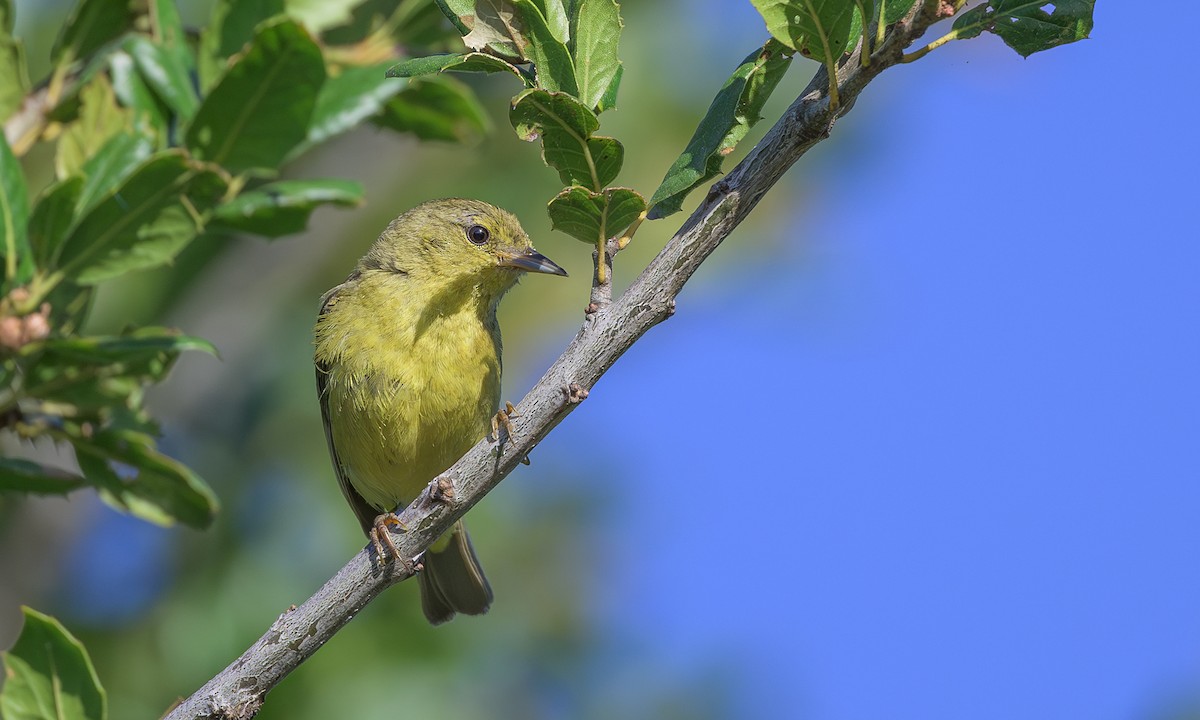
[318,289,502,511]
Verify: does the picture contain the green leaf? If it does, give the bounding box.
[285,0,368,33]
[197,0,287,92]
[510,88,622,189]
[750,0,857,64]
[0,607,106,720]
[72,428,218,528]
[0,458,86,495]
[107,50,169,145]
[648,40,792,219]
[954,0,1095,57]
[30,177,84,269]
[512,0,578,94]
[0,131,30,288]
[187,19,326,174]
[884,0,917,24]
[0,0,29,123]
[21,327,210,420]
[50,0,138,65]
[386,52,526,82]
[74,130,155,216]
[571,0,622,111]
[125,35,199,120]
[288,63,405,160]
[547,185,645,244]
[211,179,364,237]
[374,76,490,144]
[532,0,568,44]
[34,329,217,365]
[54,75,132,180]
[54,151,227,284]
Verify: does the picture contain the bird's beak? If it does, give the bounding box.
[498,248,568,276]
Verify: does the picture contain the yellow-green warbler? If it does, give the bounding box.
[314,199,566,624]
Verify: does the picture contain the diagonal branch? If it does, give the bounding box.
[164,4,947,719]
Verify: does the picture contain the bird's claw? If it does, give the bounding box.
[369,512,413,572]
[490,401,518,442]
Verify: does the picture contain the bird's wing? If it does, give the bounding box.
[316,276,377,535]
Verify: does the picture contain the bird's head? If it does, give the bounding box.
[364,198,567,298]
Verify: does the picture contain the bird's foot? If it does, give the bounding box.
[369,512,412,571]
[490,401,518,442]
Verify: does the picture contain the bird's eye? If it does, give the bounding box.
[466,225,490,245]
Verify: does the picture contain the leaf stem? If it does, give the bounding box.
[900,27,962,63]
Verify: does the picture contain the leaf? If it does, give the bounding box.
[197,0,287,93]
[0,607,106,720]
[0,130,30,288]
[512,0,578,94]
[374,76,490,144]
[211,179,364,237]
[50,0,137,65]
[54,151,227,284]
[125,34,199,120]
[285,0,369,33]
[510,88,622,189]
[386,52,526,82]
[884,0,917,24]
[571,0,622,111]
[74,130,155,216]
[954,0,1095,57]
[187,19,326,174]
[458,0,525,58]
[30,177,84,269]
[648,40,792,219]
[287,63,404,161]
[532,0,568,44]
[547,185,645,244]
[71,428,218,528]
[750,0,858,64]
[0,458,86,495]
[34,329,217,365]
[107,50,169,145]
[22,328,212,420]
[0,0,28,123]
[54,75,132,180]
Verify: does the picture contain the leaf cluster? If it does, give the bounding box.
[0,0,489,528]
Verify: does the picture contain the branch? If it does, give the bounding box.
[164,6,946,719]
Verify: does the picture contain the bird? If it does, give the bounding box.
[314,198,567,624]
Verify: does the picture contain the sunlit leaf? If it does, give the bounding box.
[0,131,30,287]
[211,179,364,237]
[55,151,226,284]
[54,75,132,180]
[187,19,325,174]
[386,52,527,83]
[125,34,199,120]
[0,607,106,720]
[289,63,404,160]
[197,0,287,93]
[571,0,622,111]
[513,0,577,94]
[0,0,29,123]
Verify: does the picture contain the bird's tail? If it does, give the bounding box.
[419,520,493,624]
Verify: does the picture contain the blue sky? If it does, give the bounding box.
[535,3,1200,718]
